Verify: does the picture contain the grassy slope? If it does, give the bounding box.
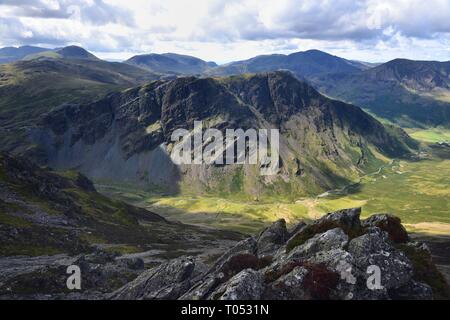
[0,154,241,257]
[405,128,450,143]
[0,58,156,155]
[98,145,449,235]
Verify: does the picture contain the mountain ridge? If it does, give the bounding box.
[126,52,217,75]
[32,71,416,198]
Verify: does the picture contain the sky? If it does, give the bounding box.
[0,0,449,64]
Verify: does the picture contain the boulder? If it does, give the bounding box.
[103,209,448,300]
[211,269,264,300]
[264,266,309,300]
[110,257,198,300]
[287,228,349,261]
[348,228,413,290]
[256,219,289,256]
[362,214,409,243]
[286,208,363,253]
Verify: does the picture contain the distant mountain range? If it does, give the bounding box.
[126,52,217,75]
[205,49,367,78]
[0,46,450,198]
[23,45,100,61]
[0,46,159,159]
[0,45,50,64]
[313,59,450,127]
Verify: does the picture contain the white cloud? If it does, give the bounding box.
[0,0,449,63]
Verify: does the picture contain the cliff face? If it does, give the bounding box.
[33,71,415,197]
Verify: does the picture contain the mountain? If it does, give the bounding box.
[365,59,450,92]
[314,59,450,127]
[207,51,450,128]
[32,71,416,198]
[23,45,100,61]
[0,46,50,64]
[0,49,159,159]
[206,50,365,79]
[126,52,217,75]
[0,152,242,297]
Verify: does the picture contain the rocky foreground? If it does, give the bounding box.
[110,208,449,300]
[1,208,449,300]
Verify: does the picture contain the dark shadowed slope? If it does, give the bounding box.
[0,50,159,159]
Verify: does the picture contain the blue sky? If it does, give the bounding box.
[0,0,449,63]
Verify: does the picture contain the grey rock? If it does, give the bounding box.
[110,257,197,300]
[256,219,289,257]
[287,228,349,261]
[362,214,409,243]
[207,237,257,275]
[390,281,433,300]
[211,269,264,300]
[318,208,362,231]
[288,221,307,238]
[349,228,413,290]
[265,266,309,300]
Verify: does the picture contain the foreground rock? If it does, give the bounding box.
[111,208,450,300]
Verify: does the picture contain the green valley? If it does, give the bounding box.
[98,146,450,236]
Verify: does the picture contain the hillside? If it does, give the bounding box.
[0,152,241,257]
[32,71,416,199]
[0,152,243,298]
[0,46,50,64]
[23,46,100,61]
[126,52,217,75]
[205,52,450,128]
[315,59,450,127]
[206,50,364,78]
[0,51,159,160]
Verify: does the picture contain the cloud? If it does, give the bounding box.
[0,0,449,62]
[0,0,134,25]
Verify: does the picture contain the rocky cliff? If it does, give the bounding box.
[33,71,416,198]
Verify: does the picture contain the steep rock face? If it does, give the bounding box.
[110,208,449,300]
[33,72,415,197]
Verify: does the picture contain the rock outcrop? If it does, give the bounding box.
[110,208,449,300]
[33,72,415,197]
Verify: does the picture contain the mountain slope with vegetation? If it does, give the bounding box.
[0,152,241,257]
[32,71,416,199]
[126,52,217,75]
[314,59,450,128]
[0,46,50,64]
[0,47,159,160]
[206,49,364,78]
[206,51,450,128]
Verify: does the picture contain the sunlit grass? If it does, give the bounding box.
[98,156,450,235]
[406,127,450,143]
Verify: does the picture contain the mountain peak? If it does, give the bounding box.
[126,52,216,75]
[55,46,98,60]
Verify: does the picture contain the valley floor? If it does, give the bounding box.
[97,145,450,282]
[98,153,450,236]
